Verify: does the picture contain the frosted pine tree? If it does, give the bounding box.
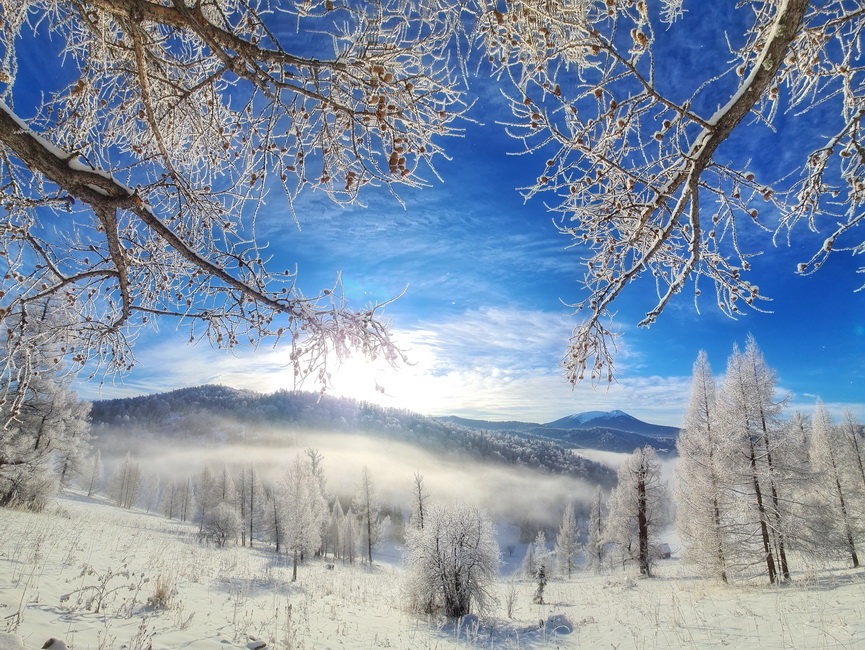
[530,531,551,604]
[840,410,865,492]
[717,336,791,583]
[82,449,104,498]
[555,503,579,579]
[607,446,668,577]
[809,401,862,567]
[353,466,384,564]
[675,350,731,582]
[284,454,327,580]
[584,486,606,573]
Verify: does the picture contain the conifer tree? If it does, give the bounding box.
[607,446,668,577]
[353,466,383,564]
[555,503,579,579]
[809,401,861,567]
[676,350,731,582]
[717,335,791,583]
[584,486,606,573]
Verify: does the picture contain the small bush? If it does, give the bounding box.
[201,503,241,547]
[147,574,174,610]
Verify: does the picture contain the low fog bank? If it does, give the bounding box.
[95,427,603,528]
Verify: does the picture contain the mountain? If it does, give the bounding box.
[438,410,679,455]
[439,416,539,431]
[544,410,680,440]
[90,385,617,486]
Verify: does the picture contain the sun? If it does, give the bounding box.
[325,350,439,414]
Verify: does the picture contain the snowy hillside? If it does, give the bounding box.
[1,492,864,649]
[90,386,616,487]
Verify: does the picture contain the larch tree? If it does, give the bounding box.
[353,465,383,564]
[281,453,327,580]
[195,465,220,535]
[584,485,606,573]
[304,448,329,557]
[403,501,499,619]
[717,335,791,584]
[555,503,579,579]
[809,400,862,567]
[111,452,142,509]
[83,448,104,497]
[840,410,865,492]
[607,445,668,577]
[529,531,551,604]
[675,350,731,583]
[410,471,429,530]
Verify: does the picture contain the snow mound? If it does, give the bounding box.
[545,613,574,635]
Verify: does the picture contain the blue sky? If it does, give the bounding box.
[86,76,865,427]
[15,6,864,427]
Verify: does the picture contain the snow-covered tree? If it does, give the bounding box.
[607,446,669,577]
[111,452,142,510]
[324,498,345,561]
[195,465,220,535]
[0,323,91,510]
[676,350,732,582]
[202,502,242,548]
[529,531,552,604]
[304,448,330,557]
[555,504,579,579]
[353,466,384,564]
[403,502,499,618]
[809,400,862,567]
[717,336,792,583]
[410,471,429,530]
[236,463,264,548]
[82,449,104,498]
[584,486,606,573]
[282,454,327,580]
[341,504,360,564]
[163,477,194,523]
[840,410,865,492]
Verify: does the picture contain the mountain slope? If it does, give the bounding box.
[91,385,616,486]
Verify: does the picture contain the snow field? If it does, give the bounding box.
[1,494,864,649]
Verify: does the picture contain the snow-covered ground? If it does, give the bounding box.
[1,494,864,649]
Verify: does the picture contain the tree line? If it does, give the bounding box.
[4,330,865,618]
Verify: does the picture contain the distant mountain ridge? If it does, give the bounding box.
[544,410,680,439]
[441,410,680,454]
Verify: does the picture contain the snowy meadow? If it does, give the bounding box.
[2,490,864,649]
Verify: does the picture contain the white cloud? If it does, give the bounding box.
[77,305,693,427]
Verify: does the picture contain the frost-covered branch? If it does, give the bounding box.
[0,0,466,395]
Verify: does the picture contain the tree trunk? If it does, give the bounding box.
[637,474,650,577]
[749,437,777,584]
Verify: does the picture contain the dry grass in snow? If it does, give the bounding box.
[1,494,864,648]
